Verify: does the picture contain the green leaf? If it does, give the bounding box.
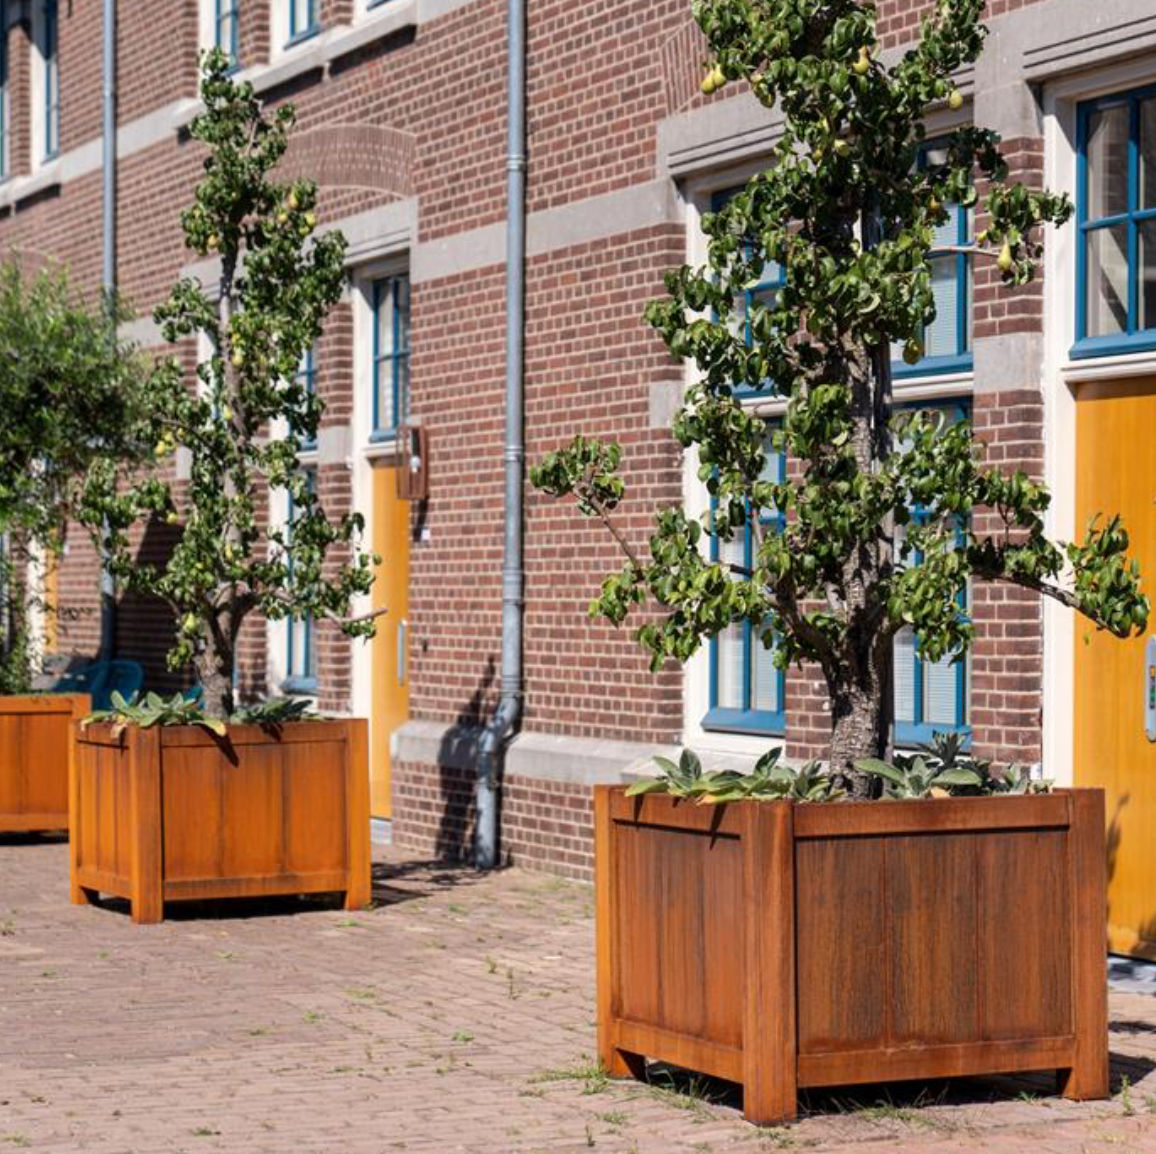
[855,758,906,787]
[624,778,668,797]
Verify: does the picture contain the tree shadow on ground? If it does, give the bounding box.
[641,1048,1155,1120]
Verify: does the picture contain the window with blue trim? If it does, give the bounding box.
[1074,85,1156,358]
[892,145,972,378]
[703,428,786,735]
[287,0,320,43]
[41,0,58,161]
[892,400,971,745]
[296,345,317,451]
[215,0,240,61]
[371,273,410,441]
[284,470,317,693]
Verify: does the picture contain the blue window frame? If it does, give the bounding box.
[284,470,317,693]
[1073,85,1156,358]
[703,429,786,735]
[892,145,973,379]
[215,0,240,61]
[710,188,784,398]
[296,345,317,451]
[371,274,410,441]
[892,399,971,746]
[287,0,320,45]
[42,0,58,161]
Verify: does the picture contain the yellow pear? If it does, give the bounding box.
[948,89,964,111]
[287,190,300,211]
[903,340,923,365]
[207,234,219,251]
[997,242,1014,272]
[853,46,870,75]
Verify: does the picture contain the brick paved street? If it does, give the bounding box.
[1,836,1155,1153]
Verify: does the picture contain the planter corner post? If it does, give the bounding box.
[128,726,164,925]
[344,717,372,911]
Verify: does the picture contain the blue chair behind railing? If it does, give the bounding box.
[53,660,144,711]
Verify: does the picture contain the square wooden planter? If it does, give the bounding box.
[71,717,371,924]
[595,785,1109,1124]
[0,694,90,833]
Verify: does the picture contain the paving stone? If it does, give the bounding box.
[1,834,1155,1153]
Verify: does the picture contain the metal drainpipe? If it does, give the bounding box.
[96,0,117,662]
[475,0,526,870]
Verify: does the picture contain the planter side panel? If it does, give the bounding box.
[612,820,745,1050]
[74,739,133,888]
[0,697,86,829]
[161,735,349,886]
[796,825,1074,1064]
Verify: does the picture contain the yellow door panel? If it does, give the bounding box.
[370,466,410,820]
[1075,377,1156,959]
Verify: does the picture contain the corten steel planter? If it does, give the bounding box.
[595,785,1109,1124]
[0,694,90,833]
[71,718,371,924]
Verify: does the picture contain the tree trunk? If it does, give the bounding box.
[193,646,234,719]
[826,664,888,798]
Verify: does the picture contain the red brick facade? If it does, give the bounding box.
[0,0,1142,881]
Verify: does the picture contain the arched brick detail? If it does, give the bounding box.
[275,124,416,197]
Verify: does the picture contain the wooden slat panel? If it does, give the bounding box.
[21,713,69,815]
[161,746,224,881]
[888,834,979,1045]
[978,829,1072,1041]
[614,1019,743,1084]
[0,713,22,813]
[798,1035,1076,1087]
[219,744,286,877]
[285,739,346,874]
[0,695,81,715]
[608,790,744,837]
[796,837,887,1053]
[794,794,1071,838]
[614,822,744,1049]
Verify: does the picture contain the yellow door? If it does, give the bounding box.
[1074,377,1156,959]
[370,465,410,819]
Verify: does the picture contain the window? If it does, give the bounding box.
[41,0,59,161]
[1074,85,1156,357]
[296,345,317,451]
[215,0,240,61]
[892,400,970,745]
[893,146,973,378]
[703,429,786,735]
[287,0,320,44]
[371,274,410,440]
[284,470,317,692]
[711,189,783,398]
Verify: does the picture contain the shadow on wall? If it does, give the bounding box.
[433,655,498,866]
[113,514,193,697]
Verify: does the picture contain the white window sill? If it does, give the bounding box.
[1060,349,1156,384]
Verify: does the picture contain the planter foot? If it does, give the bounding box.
[1057,1064,1110,1101]
[603,1048,646,1081]
[130,896,164,925]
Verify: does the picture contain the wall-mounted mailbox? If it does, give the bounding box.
[1146,636,1156,743]
[396,424,429,501]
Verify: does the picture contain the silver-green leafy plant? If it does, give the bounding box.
[625,746,844,803]
[856,754,982,798]
[531,0,1148,797]
[83,691,228,739]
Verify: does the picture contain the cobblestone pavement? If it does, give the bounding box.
[2,836,1156,1153]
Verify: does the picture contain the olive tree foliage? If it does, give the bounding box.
[532,0,1148,795]
[0,264,152,692]
[79,52,376,718]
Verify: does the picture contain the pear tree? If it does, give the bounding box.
[532,0,1148,796]
[80,52,376,718]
